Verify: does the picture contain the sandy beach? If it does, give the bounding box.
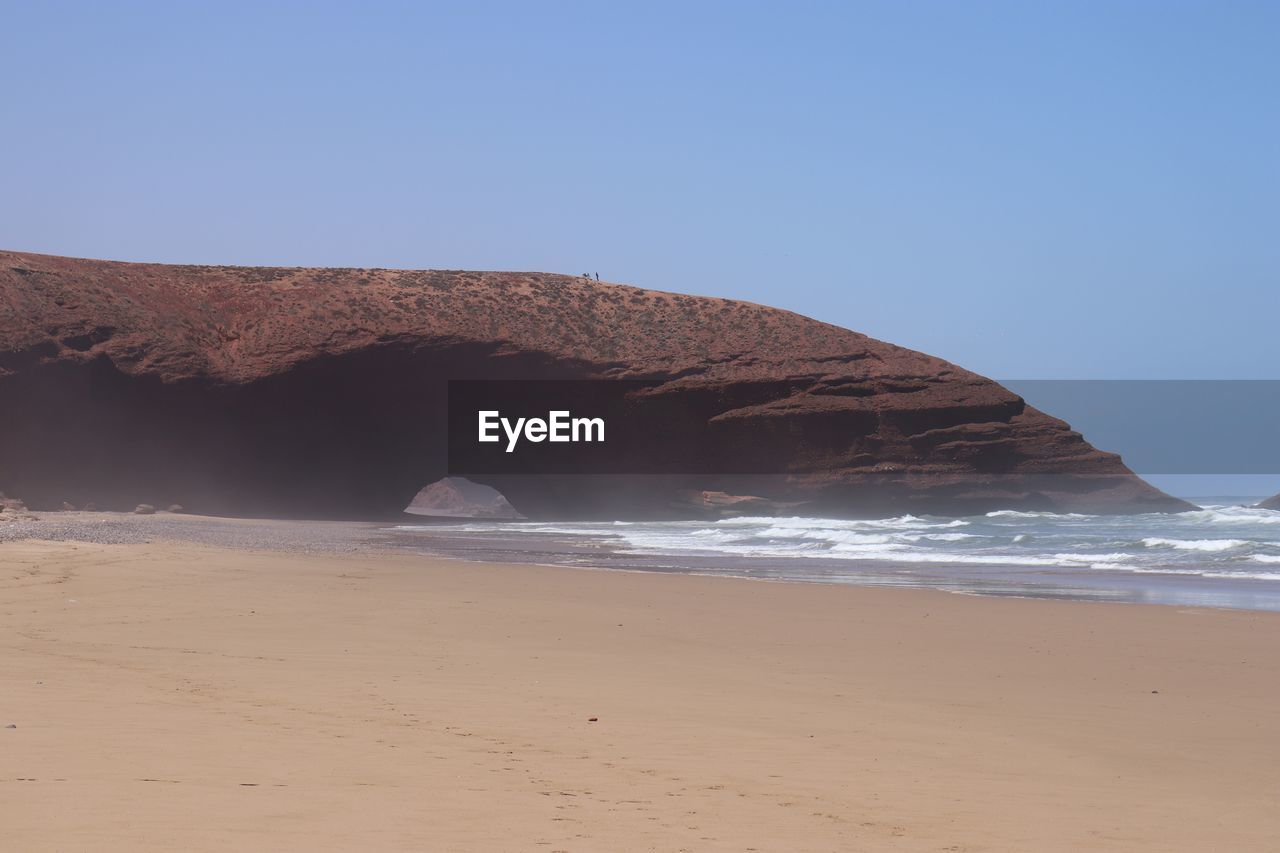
[4,531,1280,852]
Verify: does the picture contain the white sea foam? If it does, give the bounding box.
[718,514,969,530]
[1115,567,1280,581]
[1182,507,1280,525]
[388,498,1280,609]
[904,532,977,542]
[984,510,1092,520]
[1053,552,1132,564]
[822,546,1065,566]
[1141,537,1251,552]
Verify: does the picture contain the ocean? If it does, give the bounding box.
[385,498,1280,612]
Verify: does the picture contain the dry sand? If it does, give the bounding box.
[3,535,1279,852]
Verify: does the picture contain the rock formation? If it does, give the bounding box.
[404,477,524,519]
[0,494,36,522]
[1259,495,1280,511]
[0,250,1191,519]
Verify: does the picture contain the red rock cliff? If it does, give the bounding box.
[0,250,1190,518]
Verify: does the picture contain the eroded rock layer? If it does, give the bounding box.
[0,250,1190,518]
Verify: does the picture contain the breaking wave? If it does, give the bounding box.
[392,497,1280,610]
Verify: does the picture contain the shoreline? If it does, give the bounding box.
[7,509,1280,613]
[4,535,1280,851]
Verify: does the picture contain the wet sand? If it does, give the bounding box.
[3,533,1279,851]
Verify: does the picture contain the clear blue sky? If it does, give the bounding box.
[4,1,1277,380]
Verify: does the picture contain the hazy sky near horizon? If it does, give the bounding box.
[3,1,1277,379]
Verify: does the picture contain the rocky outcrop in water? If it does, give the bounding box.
[1259,495,1280,511]
[0,250,1191,519]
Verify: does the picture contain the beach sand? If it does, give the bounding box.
[3,534,1279,851]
